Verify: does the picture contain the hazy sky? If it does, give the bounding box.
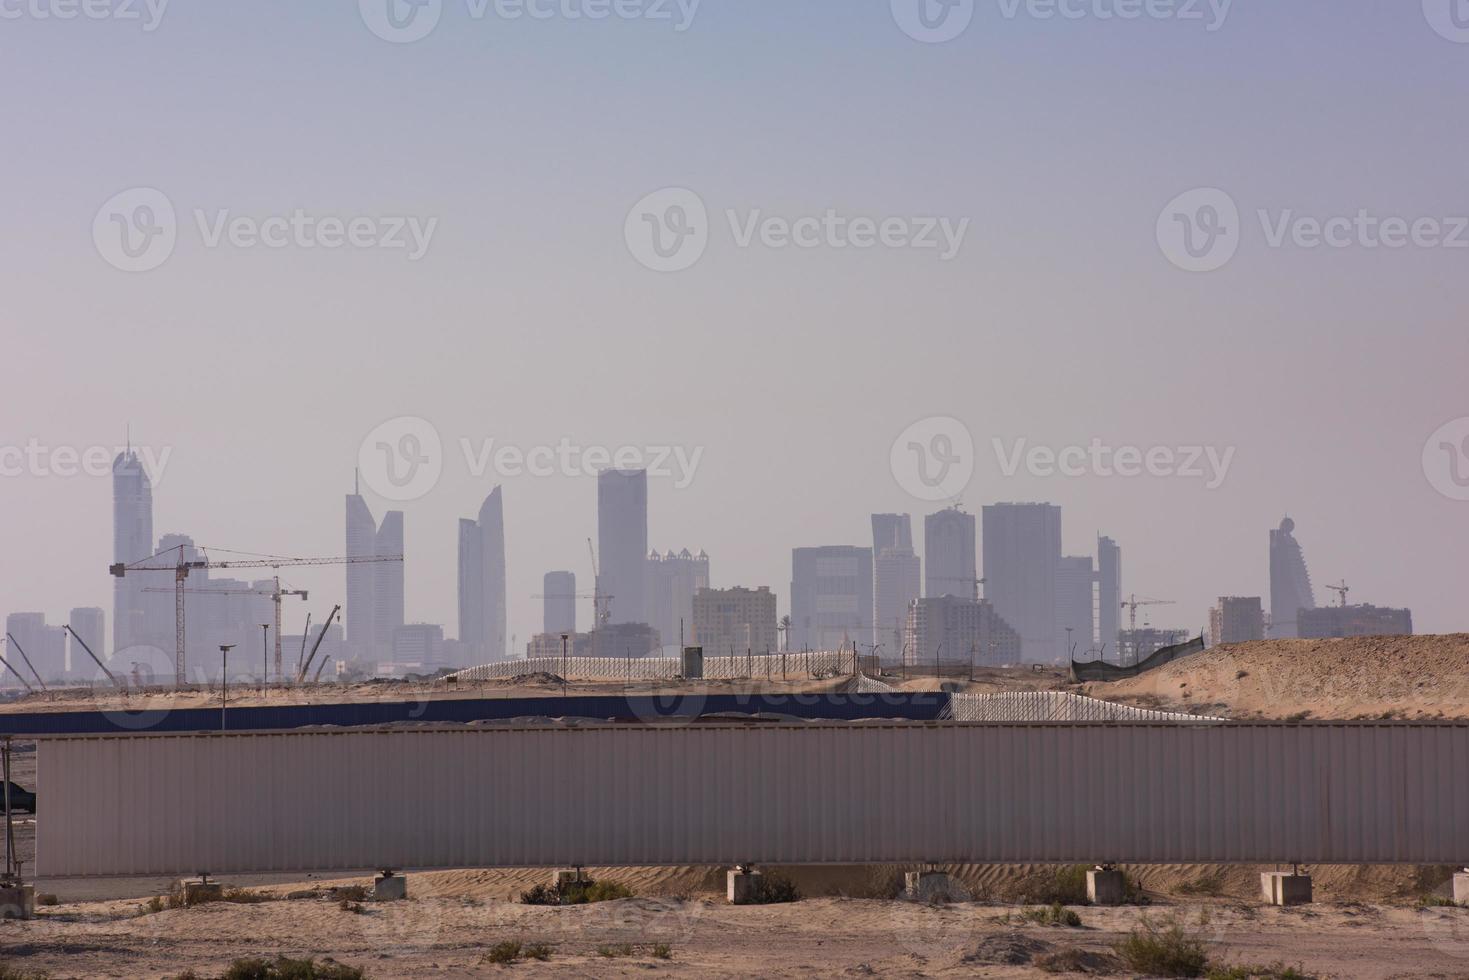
[3,0,1467,648]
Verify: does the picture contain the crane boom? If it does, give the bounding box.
[112,546,400,686]
[298,605,341,684]
[63,625,120,689]
[3,634,47,693]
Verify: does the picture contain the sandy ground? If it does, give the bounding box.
[5,867,1469,979]
[1086,634,1469,720]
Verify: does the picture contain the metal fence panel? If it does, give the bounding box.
[35,722,1469,877]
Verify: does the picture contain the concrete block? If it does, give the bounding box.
[374,872,407,902]
[178,878,223,907]
[904,871,958,903]
[1453,872,1469,906]
[727,869,762,905]
[0,885,35,920]
[1086,869,1127,906]
[552,869,585,889]
[1260,872,1312,906]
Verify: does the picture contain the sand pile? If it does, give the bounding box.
[1086,634,1469,720]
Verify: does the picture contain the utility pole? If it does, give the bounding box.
[260,625,270,689]
[560,633,569,698]
[219,645,235,730]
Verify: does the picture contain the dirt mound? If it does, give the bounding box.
[1085,634,1469,720]
[962,932,1052,965]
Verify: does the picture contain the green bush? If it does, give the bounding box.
[221,957,365,980]
[651,943,672,960]
[522,878,635,905]
[753,873,801,905]
[1020,903,1082,928]
[596,944,635,958]
[1206,965,1314,980]
[519,884,557,906]
[484,942,523,965]
[1015,866,1090,906]
[1114,916,1209,978]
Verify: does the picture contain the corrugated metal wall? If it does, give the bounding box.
[36,723,1469,877]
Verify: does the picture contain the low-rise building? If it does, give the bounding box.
[1209,596,1266,646]
[692,586,778,656]
[903,596,1021,667]
[1298,605,1413,639]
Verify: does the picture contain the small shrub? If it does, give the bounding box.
[339,899,364,914]
[651,943,672,960]
[522,943,552,962]
[1206,965,1315,980]
[333,885,370,903]
[1035,948,1118,974]
[519,884,558,906]
[222,888,270,905]
[1179,874,1227,898]
[0,966,52,980]
[576,880,634,904]
[1420,895,1462,908]
[34,894,57,907]
[1019,903,1082,928]
[1113,916,1209,978]
[753,873,801,904]
[596,944,635,958]
[221,957,365,980]
[1014,865,1090,906]
[484,941,523,965]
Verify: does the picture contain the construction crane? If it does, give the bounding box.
[1121,594,1176,633]
[297,605,341,684]
[2,634,46,693]
[0,640,35,695]
[113,545,402,686]
[143,579,308,683]
[1325,580,1350,608]
[586,538,613,627]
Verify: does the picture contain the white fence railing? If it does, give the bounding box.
[445,651,875,684]
[947,691,1224,723]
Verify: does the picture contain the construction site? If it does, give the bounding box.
[0,633,1465,978]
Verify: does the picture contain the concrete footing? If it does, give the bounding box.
[904,871,957,903]
[552,869,587,890]
[727,868,762,905]
[1261,872,1313,906]
[1086,869,1127,906]
[1453,872,1469,906]
[178,878,223,907]
[0,884,35,920]
[374,872,407,902]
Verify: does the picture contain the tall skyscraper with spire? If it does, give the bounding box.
[457,487,507,661]
[112,445,154,652]
[872,514,920,658]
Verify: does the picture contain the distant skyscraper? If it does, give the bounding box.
[345,478,378,655]
[345,477,404,665]
[1097,535,1121,654]
[67,607,106,677]
[375,511,405,657]
[983,503,1063,663]
[542,571,577,636]
[112,449,154,653]
[597,469,648,625]
[1269,517,1316,638]
[872,514,920,658]
[790,546,874,652]
[925,507,977,599]
[647,549,709,652]
[1055,555,1095,658]
[457,488,507,661]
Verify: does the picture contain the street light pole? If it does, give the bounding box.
[219,644,235,731]
[260,625,270,690]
